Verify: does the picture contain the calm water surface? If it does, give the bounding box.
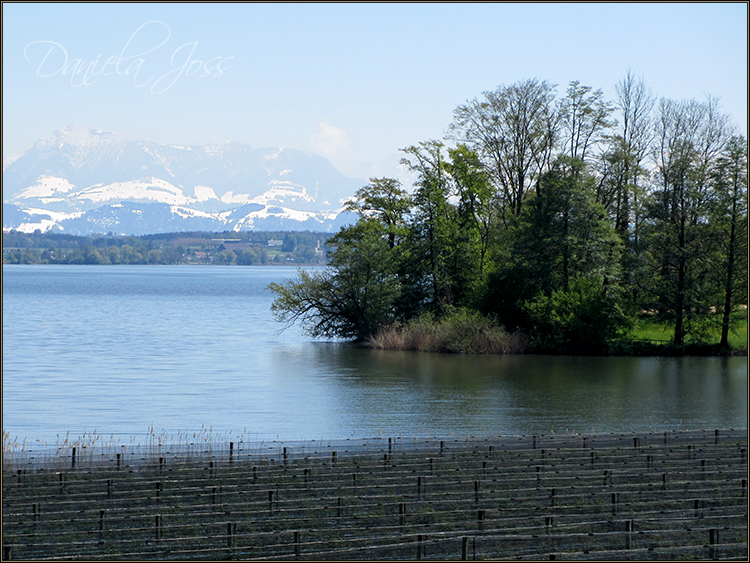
[3,265,747,445]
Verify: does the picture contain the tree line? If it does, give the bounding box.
[2,230,329,266]
[270,73,747,353]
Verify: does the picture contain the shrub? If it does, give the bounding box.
[369,308,528,354]
[523,277,632,353]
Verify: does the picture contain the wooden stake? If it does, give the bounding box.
[625,520,633,550]
[99,509,105,544]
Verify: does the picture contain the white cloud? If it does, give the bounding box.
[309,119,354,173]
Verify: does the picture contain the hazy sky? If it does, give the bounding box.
[2,2,747,179]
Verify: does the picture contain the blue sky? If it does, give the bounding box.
[2,2,747,179]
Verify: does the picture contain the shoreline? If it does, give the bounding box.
[4,427,747,473]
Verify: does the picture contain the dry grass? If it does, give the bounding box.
[369,310,528,354]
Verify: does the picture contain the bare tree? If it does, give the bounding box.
[610,70,655,240]
[644,96,730,345]
[558,81,615,163]
[449,78,559,219]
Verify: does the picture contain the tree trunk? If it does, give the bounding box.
[720,195,738,348]
[673,258,686,347]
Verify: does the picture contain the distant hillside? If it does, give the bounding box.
[3,126,363,235]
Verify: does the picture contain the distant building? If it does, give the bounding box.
[268,239,283,247]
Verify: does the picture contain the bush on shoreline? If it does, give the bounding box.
[367,308,747,356]
[368,308,528,354]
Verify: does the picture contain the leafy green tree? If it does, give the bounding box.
[711,135,748,348]
[107,246,122,264]
[400,141,459,315]
[345,177,412,250]
[517,156,621,293]
[482,157,623,341]
[524,277,631,353]
[270,219,401,340]
[236,248,257,265]
[84,247,109,264]
[282,233,297,253]
[445,144,496,278]
[217,249,236,264]
[642,96,730,345]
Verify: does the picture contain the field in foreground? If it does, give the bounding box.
[2,430,747,560]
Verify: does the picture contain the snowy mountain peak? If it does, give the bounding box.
[3,127,362,235]
[36,125,119,148]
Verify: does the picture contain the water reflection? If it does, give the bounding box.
[3,265,747,444]
[300,345,747,436]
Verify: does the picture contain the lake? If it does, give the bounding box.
[2,264,747,447]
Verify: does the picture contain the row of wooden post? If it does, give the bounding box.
[7,507,729,559]
[53,429,734,473]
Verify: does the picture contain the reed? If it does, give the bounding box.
[369,309,528,354]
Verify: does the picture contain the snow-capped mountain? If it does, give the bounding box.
[3,126,363,234]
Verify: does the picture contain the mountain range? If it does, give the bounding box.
[2,126,363,235]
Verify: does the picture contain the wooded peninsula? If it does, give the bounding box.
[269,74,748,356]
